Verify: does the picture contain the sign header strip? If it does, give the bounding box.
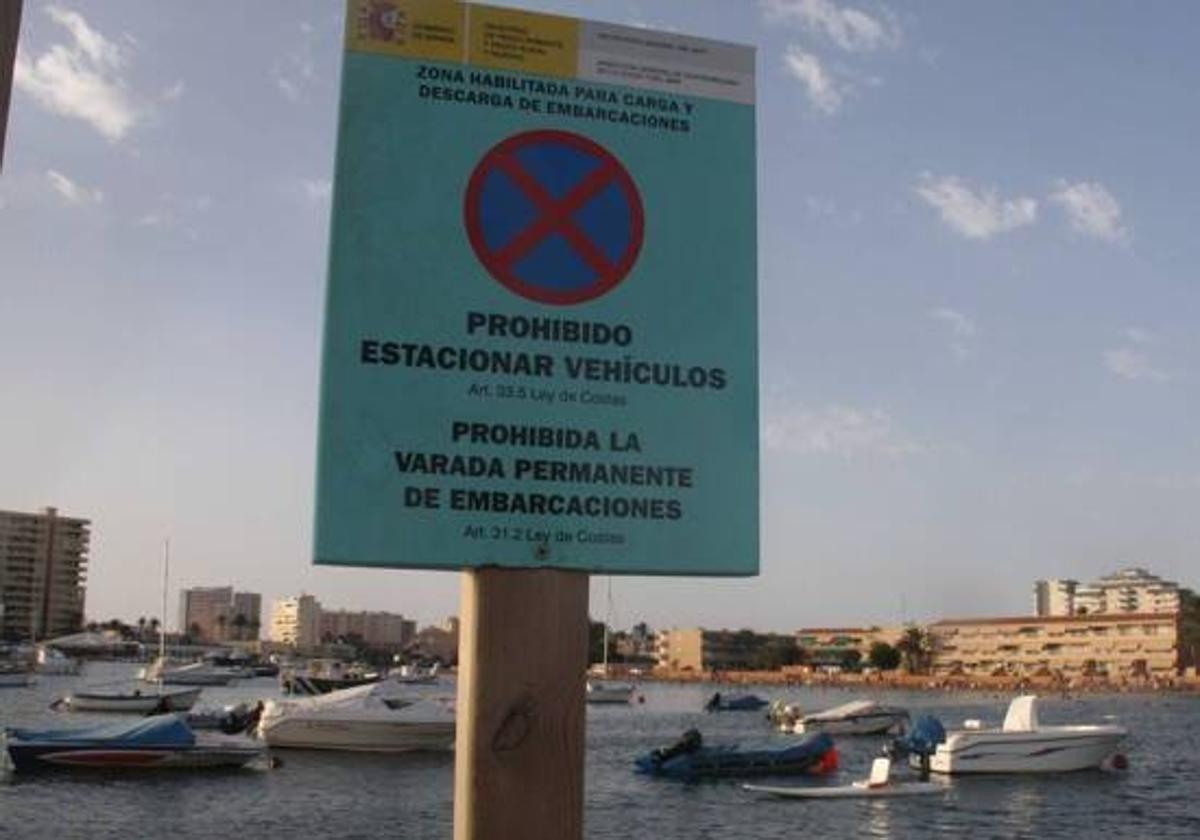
[345,0,756,104]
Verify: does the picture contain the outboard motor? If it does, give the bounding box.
[885,715,945,780]
[649,728,703,767]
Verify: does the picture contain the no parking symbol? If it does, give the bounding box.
[464,130,644,306]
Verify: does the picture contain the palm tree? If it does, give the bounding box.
[232,613,248,641]
[216,613,228,641]
[897,625,934,675]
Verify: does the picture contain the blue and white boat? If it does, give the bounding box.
[635,729,838,781]
[4,714,263,772]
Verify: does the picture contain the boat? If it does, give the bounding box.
[186,702,263,734]
[139,658,240,686]
[257,682,456,752]
[391,662,440,685]
[744,757,946,799]
[3,713,263,772]
[281,659,383,695]
[586,681,636,704]
[35,646,82,676]
[924,695,1126,774]
[635,729,838,781]
[704,692,769,712]
[51,686,202,713]
[586,578,635,705]
[791,699,910,736]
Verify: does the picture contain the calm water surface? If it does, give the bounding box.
[2,663,1197,839]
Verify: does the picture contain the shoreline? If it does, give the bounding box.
[642,668,1200,696]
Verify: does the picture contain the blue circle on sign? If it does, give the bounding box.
[464,130,645,306]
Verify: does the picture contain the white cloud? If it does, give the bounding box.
[1050,180,1128,243]
[273,21,318,102]
[915,174,1037,240]
[1104,348,1168,382]
[764,404,922,457]
[762,0,900,52]
[14,6,140,141]
[783,47,845,113]
[302,178,332,202]
[46,169,103,205]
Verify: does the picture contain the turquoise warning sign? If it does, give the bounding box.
[315,0,759,576]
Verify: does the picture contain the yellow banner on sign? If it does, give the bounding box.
[467,4,579,79]
[345,0,466,63]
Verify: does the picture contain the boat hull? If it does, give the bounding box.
[797,713,908,736]
[5,743,261,772]
[258,717,455,752]
[0,672,34,688]
[64,688,202,713]
[586,683,634,704]
[744,781,945,799]
[928,726,1126,774]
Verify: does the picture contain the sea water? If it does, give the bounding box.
[2,663,1197,839]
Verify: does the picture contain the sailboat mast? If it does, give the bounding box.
[158,538,168,691]
[602,577,612,673]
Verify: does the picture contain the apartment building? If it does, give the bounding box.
[1074,568,1181,615]
[655,627,797,672]
[269,594,322,650]
[230,592,262,641]
[179,587,263,641]
[931,612,1179,680]
[0,507,89,640]
[319,608,414,651]
[1033,579,1079,617]
[794,626,905,667]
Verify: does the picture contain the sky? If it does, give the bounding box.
[2,1,1199,634]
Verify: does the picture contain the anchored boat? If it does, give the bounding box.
[635,729,838,781]
[4,714,263,772]
[926,695,1126,774]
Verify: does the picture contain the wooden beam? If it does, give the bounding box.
[0,0,22,173]
[454,568,589,840]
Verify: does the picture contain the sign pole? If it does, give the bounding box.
[454,568,589,840]
[0,0,21,173]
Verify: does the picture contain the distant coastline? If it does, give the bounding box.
[645,668,1200,695]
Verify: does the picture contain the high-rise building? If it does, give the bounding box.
[0,507,89,641]
[1033,579,1078,617]
[178,587,262,642]
[270,594,322,650]
[1073,568,1180,616]
[178,586,233,641]
[230,592,262,641]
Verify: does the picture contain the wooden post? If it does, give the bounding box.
[454,568,589,840]
[0,0,22,172]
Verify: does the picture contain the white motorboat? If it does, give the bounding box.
[256,682,456,752]
[926,695,1126,774]
[139,658,239,686]
[793,699,909,735]
[52,686,203,713]
[586,680,635,705]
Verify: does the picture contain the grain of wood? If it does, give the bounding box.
[454,568,589,840]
